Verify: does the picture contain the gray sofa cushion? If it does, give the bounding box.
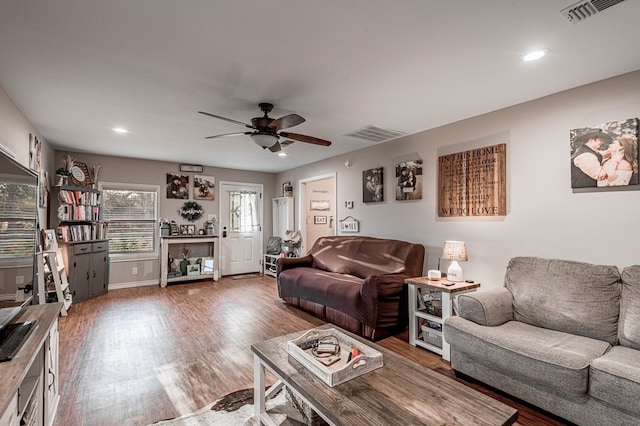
[620,265,640,350]
[457,288,513,326]
[505,257,621,344]
[444,317,611,396]
[590,346,640,416]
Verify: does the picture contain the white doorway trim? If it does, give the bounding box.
[297,172,337,254]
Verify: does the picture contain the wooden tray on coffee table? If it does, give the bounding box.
[286,327,383,387]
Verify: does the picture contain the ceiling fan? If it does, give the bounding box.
[198,103,332,152]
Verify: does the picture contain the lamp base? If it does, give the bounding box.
[447,261,464,282]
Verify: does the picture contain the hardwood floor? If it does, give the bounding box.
[54,275,568,425]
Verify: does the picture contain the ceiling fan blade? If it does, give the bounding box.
[279,132,331,146]
[198,111,254,129]
[269,114,305,131]
[205,131,253,139]
[268,142,282,152]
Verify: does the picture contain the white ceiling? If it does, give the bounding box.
[1,1,639,173]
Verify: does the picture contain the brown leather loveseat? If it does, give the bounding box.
[276,235,425,340]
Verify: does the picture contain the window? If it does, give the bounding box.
[0,177,37,261]
[229,191,259,232]
[100,183,158,257]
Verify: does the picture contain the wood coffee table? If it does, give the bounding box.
[251,325,517,425]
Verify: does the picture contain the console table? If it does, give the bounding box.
[405,277,480,361]
[160,236,218,287]
[0,303,62,426]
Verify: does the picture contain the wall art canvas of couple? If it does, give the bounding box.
[570,118,638,189]
[167,173,189,199]
[194,175,215,200]
[395,160,423,201]
[363,167,384,203]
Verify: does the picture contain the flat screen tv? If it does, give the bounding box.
[0,150,38,304]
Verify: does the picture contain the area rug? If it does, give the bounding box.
[231,273,261,280]
[150,388,306,426]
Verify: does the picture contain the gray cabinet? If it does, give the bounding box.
[60,240,109,303]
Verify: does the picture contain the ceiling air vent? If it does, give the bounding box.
[345,125,407,143]
[561,0,627,23]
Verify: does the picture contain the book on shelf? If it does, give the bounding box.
[56,204,101,221]
[416,287,426,310]
[57,188,100,205]
[56,221,108,242]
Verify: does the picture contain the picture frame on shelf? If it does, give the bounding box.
[70,161,93,186]
[179,224,196,236]
[41,229,58,251]
[202,257,215,274]
[187,263,201,276]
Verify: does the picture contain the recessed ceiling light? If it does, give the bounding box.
[523,49,548,62]
[112,127,129,134]
[278,152,287,157]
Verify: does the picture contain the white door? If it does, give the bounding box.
[220,182,263,276]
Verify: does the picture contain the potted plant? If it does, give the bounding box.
[55,168,70,186]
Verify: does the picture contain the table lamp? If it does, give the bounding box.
[442,241,468,282]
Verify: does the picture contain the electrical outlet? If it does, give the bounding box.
[16,275,24,285]
[132,267,138,275]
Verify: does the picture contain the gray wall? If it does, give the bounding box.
[277,70,640,289]
[4,70,640,293]
[0,86,55,299]
[52,152,276,288]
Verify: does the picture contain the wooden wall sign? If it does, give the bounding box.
[438,143,506,217]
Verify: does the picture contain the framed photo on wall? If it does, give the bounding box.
[363,167,383,203]
[167,173,189,199]
[194,175,215,200]
[29,133,42,172]
[314,215,327,225]
[395,160,423,201]
[570,117,638,189]
[310,200,330,211]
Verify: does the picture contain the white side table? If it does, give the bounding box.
[405,277,480,361]
[263,254,279,277]
[160,236,218,287]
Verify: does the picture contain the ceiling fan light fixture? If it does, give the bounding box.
[250,133,278,148]
[278,152,287,157]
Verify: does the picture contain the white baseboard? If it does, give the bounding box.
[108,279,159,290]
[0,294,15,302]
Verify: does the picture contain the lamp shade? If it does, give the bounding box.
[441,241,468,262]
[250,133,278,148]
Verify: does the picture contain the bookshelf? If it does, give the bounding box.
[49,184,108,242]
[48,184,109,303]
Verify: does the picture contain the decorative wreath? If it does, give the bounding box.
[178,201,204,222]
